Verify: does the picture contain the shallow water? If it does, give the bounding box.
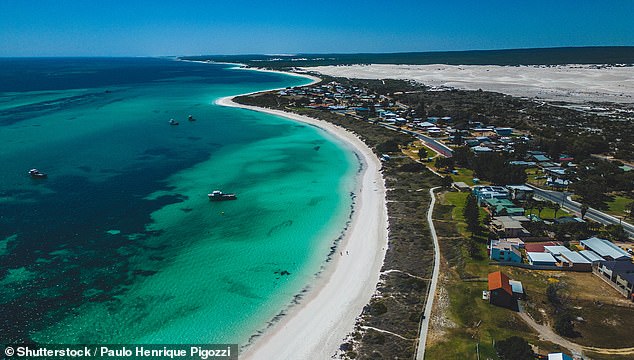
[0,58,356,344]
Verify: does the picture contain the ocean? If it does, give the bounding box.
[0,58,357,345]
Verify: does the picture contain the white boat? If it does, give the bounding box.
[28,168,47,178]
[208,190,237,201]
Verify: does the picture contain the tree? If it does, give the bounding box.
[463,194,480,233]
[494,336,534,360]
[376,139,400,153]
[441,175,453,188]
[418,147,428,161]
[580,203,589,220]
[435,156,455,170]
[415,99,426,117]
[553,203,561,220]
[536,202,545,218]
[525,199,535,217]
[627,201,634,219]
[554,312,576,337]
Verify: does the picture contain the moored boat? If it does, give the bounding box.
[208,190,237,201]
[28,168,47,178]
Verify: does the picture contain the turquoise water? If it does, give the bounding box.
[0,58,356,345]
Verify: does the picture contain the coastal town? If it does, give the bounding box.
[236,73,634,360]
[4,2,634,360]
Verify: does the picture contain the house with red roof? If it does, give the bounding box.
[488,271,515,309]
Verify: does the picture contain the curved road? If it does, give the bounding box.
[415,186,441,360]
[526,184,634,238]
[380,123,454,157]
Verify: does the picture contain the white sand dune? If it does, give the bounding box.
[215,93,388,359]
[306,64,634,103]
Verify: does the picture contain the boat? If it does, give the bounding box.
[208,190,237,201]
[28,168,47,178]
[169,118,179,125]
[188,115,196,121]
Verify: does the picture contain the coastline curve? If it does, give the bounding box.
[215,89,389,359]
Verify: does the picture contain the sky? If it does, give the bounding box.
[1,0,633,56]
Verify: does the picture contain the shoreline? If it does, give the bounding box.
[215,92,389,359]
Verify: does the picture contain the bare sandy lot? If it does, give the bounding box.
[306,64,634,104]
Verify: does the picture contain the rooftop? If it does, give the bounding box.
[509,280,524,294]
[581,237,631,260]
[559,250,591,264]
[580,250,604,263]
[544,245,570,256]
[527,252,557,263]
[488,271,513,295]
[524,241,561,253]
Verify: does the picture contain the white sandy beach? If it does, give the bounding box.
[306,64,634,104]
[215,94,388,359]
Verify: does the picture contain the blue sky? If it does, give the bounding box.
[1,0,633,56]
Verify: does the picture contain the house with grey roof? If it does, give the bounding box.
[580,237,631,261]
[527,252,557,266]
[544,246,592,271]
[580,250,603,264]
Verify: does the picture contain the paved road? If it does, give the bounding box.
[415,186,441,360]
[379,123,454,157]
[526,184,634,238]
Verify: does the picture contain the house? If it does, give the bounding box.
[452,182,471,192]
[558,154,574,163]
[546,177,570,188]
[484,199,525,216]
[554,216,584,224]
[596,261,634,300]
[580,237,631,261]
[548,353,573,360]
[494,127,513,136]
[545,246,592,271]
[527,252,557,266]
[473,186,510,202]
[509,160,537,167]
[489,240,522,263]
[503,237,525,248]
[506,184,534,201]
[472,145,494,153]
[488,271,514,308]
[531,154,552,162]
[491,216,531,238]
[417,121,436,129]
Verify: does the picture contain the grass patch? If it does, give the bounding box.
[525,207,570,220]
[451,167,478,184]
[605,195,634,219]
[427,280,553,359]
